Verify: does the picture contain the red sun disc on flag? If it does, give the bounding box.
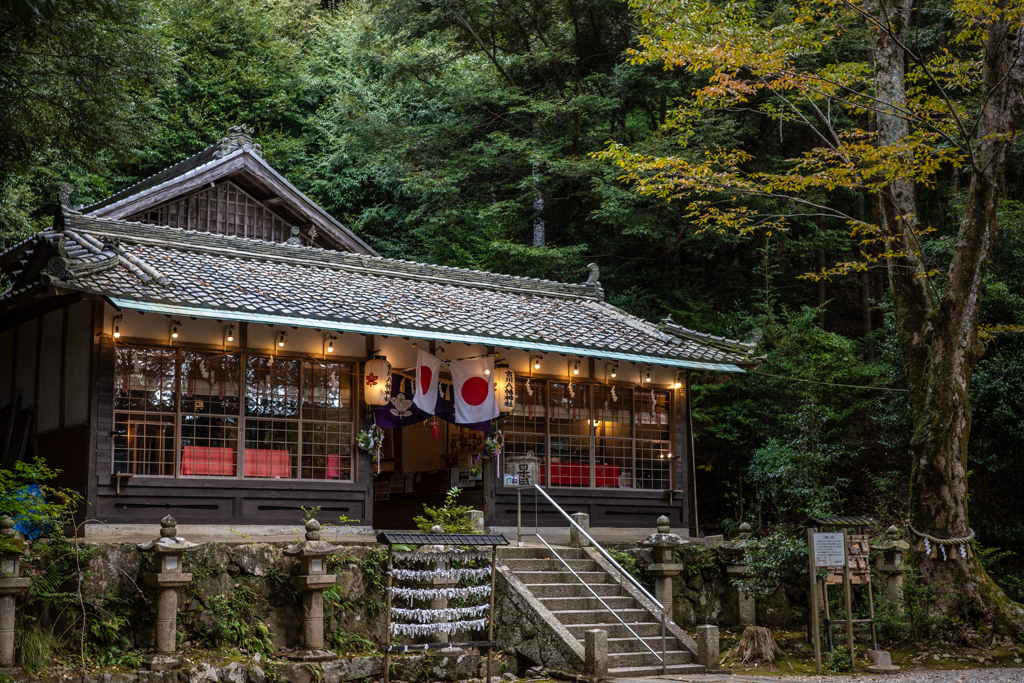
[461,377,490,406]
[420,366,432,394]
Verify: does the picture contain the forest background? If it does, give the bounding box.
[2,0,1022,605]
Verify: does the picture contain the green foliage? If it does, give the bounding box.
[733,532,807,600]
[15,624,54,672]
[826,645,851,672]
[413,487,477,534]
[199,583,273,655]
[0,458,82,552]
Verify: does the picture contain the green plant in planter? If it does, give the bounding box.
[413,487,477,534]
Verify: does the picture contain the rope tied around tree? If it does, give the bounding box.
[909,523,975,561]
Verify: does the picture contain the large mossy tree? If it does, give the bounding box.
[600,0,1024,633]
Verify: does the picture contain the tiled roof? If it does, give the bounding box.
[1,213,758,370]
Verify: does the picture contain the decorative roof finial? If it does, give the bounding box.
[160,515,177,538]
[585,262,600,285]
[58,184,75,211]
[214,125,263,159]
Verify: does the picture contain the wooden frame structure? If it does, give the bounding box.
[377,532,508,683]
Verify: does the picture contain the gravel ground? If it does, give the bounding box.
[626,668,1024,683]
[765,668,1024,682]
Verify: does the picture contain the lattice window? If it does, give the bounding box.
[128,181,290,242]
[244,356,300,479]
[179,351,241,477]
[113,347,176,476]
[112,345,357,482]
[594,386,633,488]
[300,360,355,481]
[634,389,671,490]
[546,381,592,488]
[503,378,546,478]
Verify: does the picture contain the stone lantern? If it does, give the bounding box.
[138,515,198,671]
[873,525,910,613]
[283,520,343,661]
[641,515,684,613]
[0,515,29,669]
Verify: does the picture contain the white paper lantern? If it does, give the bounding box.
[364,355,392,405]
[494,361,515,412]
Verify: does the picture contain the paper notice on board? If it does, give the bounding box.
[813,532,846,567]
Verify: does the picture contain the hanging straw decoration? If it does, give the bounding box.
[909,523,974,561]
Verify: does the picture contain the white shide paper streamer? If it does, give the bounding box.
[389,585,491,601]
[391,604,488,624]
[389,567,492,582]
[389,618,487,637]
[392,549,493,563]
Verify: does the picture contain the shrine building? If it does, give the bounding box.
[0,127,759,535]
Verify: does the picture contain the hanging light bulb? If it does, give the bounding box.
[277,331,286,347]
[533,355,541,370]
[573,361,580,376]
[112,314,122,339]
[611,364,618,378]
[324,332,336,354]
[226,324,235,343]
[170,319,181,339]
[327,339,334,353]
[645,368,651,383]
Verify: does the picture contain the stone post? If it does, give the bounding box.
[284,519,344,661]
[569,513,590,548]
[725,565,756,627]
[641,516,685,614]
[0,515,29,670]
[583,629,608,676]
[873,525,909,615]
[138,515,198,671]
[696,624,719,670]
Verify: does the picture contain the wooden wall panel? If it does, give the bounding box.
[128,181,290,242]
[37,310,64,433]
[65,302,93,426]
[0,329,12,408]
[15,322,37,410]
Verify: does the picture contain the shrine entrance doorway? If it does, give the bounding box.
[371,420,487,530]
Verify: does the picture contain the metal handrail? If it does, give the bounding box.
[532,484,667,613]
[534,533,663,663]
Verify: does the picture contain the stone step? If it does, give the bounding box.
[526,582,622,598]
[512,570,612,585]
[500,558,599,572]
[604,637,689,655]
[607,663,706,678]
[548,608,653,624]
[607,650,693,668]
[539,596,637,611]
[564,621,664,638]
[497,547,550,559]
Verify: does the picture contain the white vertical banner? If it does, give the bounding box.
[413,348,442,414]
[449,356,499,424]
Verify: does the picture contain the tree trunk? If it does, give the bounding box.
[869,0,1024,635]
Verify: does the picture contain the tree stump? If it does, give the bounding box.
[733,625,781,664]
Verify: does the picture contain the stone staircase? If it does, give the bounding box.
[498,546,705,677]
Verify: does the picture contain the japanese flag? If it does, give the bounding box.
[450,356,499,424]
[413,348,442,414]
